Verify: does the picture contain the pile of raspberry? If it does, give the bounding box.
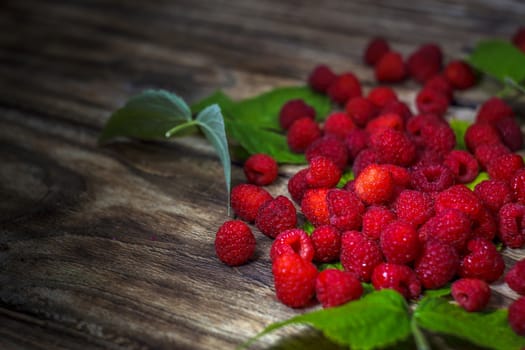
[214,37,525,337]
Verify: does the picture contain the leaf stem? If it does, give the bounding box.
[504,77,525,94]
[165,120,200,138]
[411,317,431,350]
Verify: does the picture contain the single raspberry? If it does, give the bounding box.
[308,64,337,93]
[435,185,483,220]
[345,128,369,161]
[367,86,398,109]
[443,150,479,184]
[413,149,444,167]
[345,96,378,127]
[271,228,314,262]
[362,205,397,241]
[364,37,390,66]
[371,263,421,299]
[340,231,384,282]
[255,195,297,238]
[451,278,491,312]
[509,297,525,336]
[419,122,456,156]
[487,153,524,182]
[498,203,525,249]
[365,113,404,136]
[316,269,363,308]
[279,99,316,131]
[301,188,330,227]
[380,221,420,264]
[327,72,362,105]
[444,60,476,90]
[407,43,443,83]
[272,253,318,308]
[352,148,380,177]
[495,117,523,151]
[512,26,525,53]
[375,51,407,83]
[416,87,450,117]
[418,209,471,252]
[323,112,356,140]
[410,164,455,193]
[464,122,501,153]
[243,153,278,186]
[511,168,525,204]
[215,220,256,266]
[459,238,505,283]
[369,128,416,166]
[476,97,514,124]
[305,156,342,188]
[380,100,413,123]
[505,259,525,295]
[470,207,497,241]
[354,164,395,205]
[305,136,349,170]
[474,142,510,170]
[311,225,341,263]
[287,117,322,153]
[288,168,309,204]
[474,179,513,214]
[393,190,434,227]
[327,188,365,232]
[406,113,443,140]
[231,184,273,222]
[424,74,454,101]
[414,240,459,289]
[382,164,412,189]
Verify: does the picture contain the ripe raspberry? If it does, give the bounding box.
[352,148,380,177]
[301,188,330,227]
[215,220,256,266]
[443,150,479,184]
[279,99,316,131]
[410,164,455,193]
[243,153,278,186]
[487,153,524,182]
[419,122,456,156]
[231,184,273,222]
[345,128,369,160]
[305,136,349,170]
[414,240,459,289]
[322,112,356,140]
[464,122,501,153]
[424,74,453,101]
[311,225,341,263]
[407,43,443,83]
[382,164,412,189]
[508,297,525,336]
[365,113,404,136]
[354,164,395,205]
[362,205,396,241]
[435,185,483,220]
[474,142,510,170]
[345,96,378,127]
[340,231,384,282]
[380,100,413,123]
[272,253,318,308]
[474,179,513,214]
[308,64,337,93]
[413,149,444,167]
[369,128,416,166]
[288,168,309,204]
[451,278,491,312]
[406,113,443,140]
[375,51,407,83]
[305,156,342,188]
[327,188,365,232]
[512,26,525,53]
[364,37,390,66]
[367,86,398,109]
[444,60,476,90]
[380,221,420,264]
[476,97,514,124]
[498,203,525,248]
[470,206,497,241]
[418,209,471,252]
[316,269,363,308]
[287,117,322,153]
[271,229,314,262]
[495,117,523,151]
[393,190,434,227]
[511,168,525,204]
[371,263,421,299]
[327,72,362,105]
[459,238,505,283]
[416,87,450,117]
[505,259,525,295]
[255,195,297,238]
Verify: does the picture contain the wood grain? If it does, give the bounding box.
[1,0,525,349]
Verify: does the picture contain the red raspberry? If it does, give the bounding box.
[382,164,411,189]
[474,142,510,170]
[362,205,396,241]
[511,168,525,204]
[419,122,456,156]
[435,185,483,220]
[255,195,297,238]
[444,60,476,90]
[340,231,384,282]
[271,228,314,261]
[471,206,497,241]
[371,263,421,299]
[327,72,362,105]
[369,128,416,166]
[367,86,398,109]
[451,278,491,312]
[464,122,501,153]
[505,259,525,295]
[354,164,395,205]
[308,64,337,93]
[288,168,309,204]
[410,164,455,193]
[305,156,342,188]
[380,100,413,123]
[345,96,378,127]
[413,149,444,167]
[365,113,404,136]
[287,117,322,153]
[380,221,420,264]
[509,297,525,336]
[345,128,369,160]
[512,26,525,53]
[352,148,380,177]
[487,153,524,182]
[459,238,505,283]
[418,209,471,252]
[474,179,513,214]
[424,74,453,101]
[305,136,349,170]
[393,190,434,227]
[279,99,316,131]
[243,153,278,186]
[476,97,514,124]
[311,225,341,263]
[316,269,363,308]
[215,220,256,266]
[443,150,479,184]
[498,203,525,249]
[416,87,450,117]
[375,51,407,83]
[407,43,443,83]
[327,188,365,232]
[231,184,273,222]
[323,112,356,140]
[364,37,390,66]
[495,117,523,151]
[406,113,443,140]
[414,240,459,289]
[301,188,330,227]
[272,253,318,308]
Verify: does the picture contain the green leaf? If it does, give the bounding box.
[336,171,354,188]
[423,286,451,298]
[449,119,470,150]
[469,40,525,84]
[415,297,525,350]
[302,221,315,235]
[191,90,235,115]
[317,262,344,271]
[467,172,489,190]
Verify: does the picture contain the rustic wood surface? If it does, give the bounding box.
[1,0,525,349]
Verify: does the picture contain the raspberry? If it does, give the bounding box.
[340,231,384,282]
[459,238,505,283]
[255,195,297,238]
[354,164,395,205]
[419,122,456,156]
[375,51,407,83]
[435,185,482,220]
[288,168,309,204]
[305,136,349,170]
[487,153,524,182]
[474,142,510,170]
[416,87,450,117]
[308,64,337,93]
[270,229,314,262]
[243,153,278,186]
[352,148,380,177]
[345,128,369,160]
[495,117,523,151]
[301,188,330,227]
[464,123,501,153]
[511,168,525,204]
[418,209,471,252]
[407,43,443,83]
[505,259,525,295]
[369,128,416,166]
[474,179,513,214]
[362,205,396,241]
[424,74,453,101]
[413,149,444,167]
[345,96,378,127]
[414,240,459,289]
[287,117,322,153]
[406,113,443,140]
[509,297,525,336]
[367,86,398,109]
[272,253,318,308]
[444,60,476,90]
[380,221,420,264]
[316,269,363,308]
[382,164,411,189]
[327,72,362,105]
[498,203,525,249]
[365,113,404,137]
[380,100,413,123]
[305,156,342,188]
[451,278,491,312]
[322,112,356,140]
[327,188,365,232]
[393,190,434,227]
[215,220,256,266]
[476,97,514,124]
[279,99,316,131]
[231,184,273,222]
[364,37,390,66]
[443,150,479,184]
[410,163,455,193]
[512,26,525,53]
[471,207,497,241]
[311,225,341,263]
[371,263,421,299]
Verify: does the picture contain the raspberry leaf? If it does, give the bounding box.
[448,118,470,150]
[466,171,489,190]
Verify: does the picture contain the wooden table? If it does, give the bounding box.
[1,1,525,349]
